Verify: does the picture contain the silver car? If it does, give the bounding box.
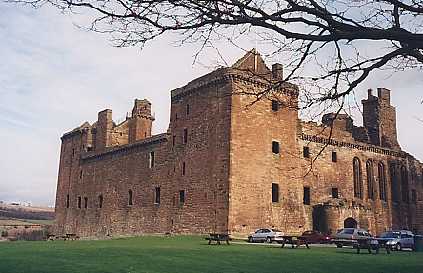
[378,230,414,251]
[248,228,284,243]
[332,228,373,248]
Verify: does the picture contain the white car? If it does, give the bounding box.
[248,228,285,243]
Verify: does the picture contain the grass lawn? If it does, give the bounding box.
[0,236,422,273]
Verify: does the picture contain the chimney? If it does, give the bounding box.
[272,63,283,80]
[95,109,113,150]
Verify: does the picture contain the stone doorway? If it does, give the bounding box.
[312,205,328,233]
[344,217,358,228]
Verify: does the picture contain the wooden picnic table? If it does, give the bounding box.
[280,235,310,249]
[205,233,231,245]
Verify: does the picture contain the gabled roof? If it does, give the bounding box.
[231,48,271,76]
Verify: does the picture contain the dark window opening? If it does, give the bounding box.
[77,196,81,209]
[79,170,83,179]
[72,148,75,156]
[272,141,280,154]
[303,147,310,158]
[66,194,70,208]
[271,100,279,111]
[155,187,161,204]
[390,164,399,202]
[183,128,188,144]
[182,162,186,176]
[172,135,176,147]
[366,160,375,200]
[98,195,103,208]
[149,151,155,168]
[272,183,279,203]
[128,189,133,206]
[303,187,311,205]
[84,197,88,209]
[353,157,363,199]
[332,151,337,162]
[401,166,409,203]
[411,190,417,203]
[179,190,185,204]
[186,104,190,115]
[175,113,178,120]
[331,188,339,199]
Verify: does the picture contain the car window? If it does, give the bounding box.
[263,229,270,233]
[271,229,281,232]
[341,229,354,234]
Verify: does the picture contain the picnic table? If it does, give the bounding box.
[280,235,310,249]
[205,233,231,245]
[354,238,391,254]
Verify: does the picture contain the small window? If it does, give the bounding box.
[272,141,280,154]
[179,190,185,204]
[182,162,186,176]
[303,187,310,205]
[272,183,279,203]
[175,113,178,120]
[98,195,103,208]
[154,187,161,204]
[183,128,188,144]
[332,151,337,162]
[172,135,176,147]
[66,194,70,208]
[271,100,279,111]
[77,196,81,209]
[331,188,339,199]
[149,151,155,168]
[411,190,417,203]
[303,147,310,158]
[128,189,133,206]
[84,197,88,209]
[72,148,75,156]
[186,104,190,115]
[79,170,83,179]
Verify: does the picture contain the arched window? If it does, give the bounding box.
[378,162,387,201]
[98,195,103,208]
[401,166,409,202]
[390,164,399,202]
[366,160,375,200]
[353,157,363,199]
[128,190,133,206]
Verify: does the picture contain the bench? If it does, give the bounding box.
[205,233,231,245]
[354,238,391,254]
[281,235,310,249]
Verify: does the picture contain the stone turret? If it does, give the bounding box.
[128,99,154,143]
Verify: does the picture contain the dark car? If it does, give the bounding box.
[301,230,331,244]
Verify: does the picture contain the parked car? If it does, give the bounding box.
[301,230,332,244]
[377,230,414,251]
[332,228,373,248]
[248,228,284,243]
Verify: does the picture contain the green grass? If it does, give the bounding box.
[0,236,421,273]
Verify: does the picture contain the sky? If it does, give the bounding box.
[0,4,422,207]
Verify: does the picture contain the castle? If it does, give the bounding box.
[54,51,423,237]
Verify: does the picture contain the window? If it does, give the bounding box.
[77,196,81,209]
[66,194,70,208]
[128,189,133,206]
[378,162,387,201]
[271,100,279,111]
[303,187,311,205]
[332,151,337,162]
[272,183,279,203]
[353,157,363,199]
[172,135,176,147]
[331,188,339,199]
[303,147,310,158]
[179,190,185,204]
[79,170,83,179]
[84,197,88,209]
[390,164,399,202]
[98,195,103,208]
[272,141,280,154]
[401,166,409,202]
[154,187,161,204]
[149,151,155,168]
[411,190,417,203]
[183,128,188,144]
[186,104,190,115]
[366,160,375,200]
[175,113,178,120]
[182,162,186,176]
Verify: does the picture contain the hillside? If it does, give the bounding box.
[0,203,54,220]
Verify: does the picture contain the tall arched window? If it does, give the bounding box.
[98,195,103,208]
[366,160,375,200]
[378,162,387,201]
[353,157,363,199]
[390,164,399,202]
[128,189,133,206]
[401,166,409,202]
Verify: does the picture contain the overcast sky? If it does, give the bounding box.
[1,4,422,207]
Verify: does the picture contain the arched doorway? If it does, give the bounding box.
[344,217,357,228]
